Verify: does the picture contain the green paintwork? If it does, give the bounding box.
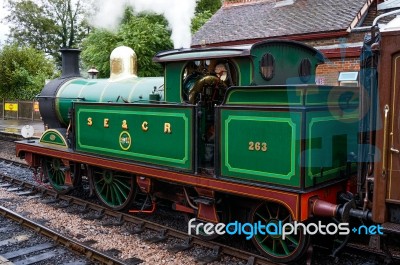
[234,57,253,86]
[305,111,358,187]
[220,85,359,188]
[55,76,164,126]
[220,109,302,187]
[164,62,183,103]
[225,86,359,106]
[40,129,68,147]
[226,88,304,106]
[250,41,324,85]
[43,40,357,191]
[75,103,193,171]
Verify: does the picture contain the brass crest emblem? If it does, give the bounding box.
[119,131,131,150]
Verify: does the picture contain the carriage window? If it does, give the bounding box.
[260,53,275,80]
[299,58,312,82]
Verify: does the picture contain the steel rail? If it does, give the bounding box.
[0,166,276,265]
[2,157,400,264]
[0,205,135,265]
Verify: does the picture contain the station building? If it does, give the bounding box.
[191,0,400,86]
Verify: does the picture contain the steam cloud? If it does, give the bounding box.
[91,0,197,49]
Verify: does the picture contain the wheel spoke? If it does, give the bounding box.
[250,202,308,262]
[42,158,76,194]
[114,178,131,192]
[114,182,129,200]
[256,212,269,223]
[259,234,270,244]
[265,205,272,219]
[282,214,291,223]
[93,168,135,210]
[272,239,277,252]
[286,235,299,246]
[105,185,110,201]
[98,182,107,194]
[110,185,116,205]
[279,239,290,255]
[111,185,123,205]
[275,206,280,219]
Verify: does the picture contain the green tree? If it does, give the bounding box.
[192,0,221,33]
[81,13,172,78]
[81,29,121,78]
[191,10,214,33]
[0,45,55,100]
[4,0,90,60]
[196,0,221,14]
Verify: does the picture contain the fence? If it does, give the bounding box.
[0,99,42,121]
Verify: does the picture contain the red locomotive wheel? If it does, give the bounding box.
[249,201,309,263]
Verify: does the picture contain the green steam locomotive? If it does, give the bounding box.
[16,17,400,262]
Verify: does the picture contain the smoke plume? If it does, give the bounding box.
[91,0,197,49]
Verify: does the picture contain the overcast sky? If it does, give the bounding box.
[0,0,10,45]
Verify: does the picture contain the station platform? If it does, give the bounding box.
[0,119,45,138]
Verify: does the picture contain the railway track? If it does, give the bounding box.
[0,158,277,265]
[1,155,400,265]
[0,206,135,265]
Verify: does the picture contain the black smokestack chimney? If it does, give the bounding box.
[60,48,81,78]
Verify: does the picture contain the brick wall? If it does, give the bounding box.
[303,32,366,47]
[316,58,360,85]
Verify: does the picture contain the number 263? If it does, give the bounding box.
[248,141,267,152]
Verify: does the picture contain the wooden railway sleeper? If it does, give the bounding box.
[127,222,145,235]
[83,208,105,220]
[196,245,221,263]
[144,228,168,243]
[168,237,194,253]
[101,214,124,227]
[53,198,73,209]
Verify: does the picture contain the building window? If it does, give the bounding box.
[260,53,275,80]
[299,58,312,82]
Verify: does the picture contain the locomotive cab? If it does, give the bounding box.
[154,40,328,172]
